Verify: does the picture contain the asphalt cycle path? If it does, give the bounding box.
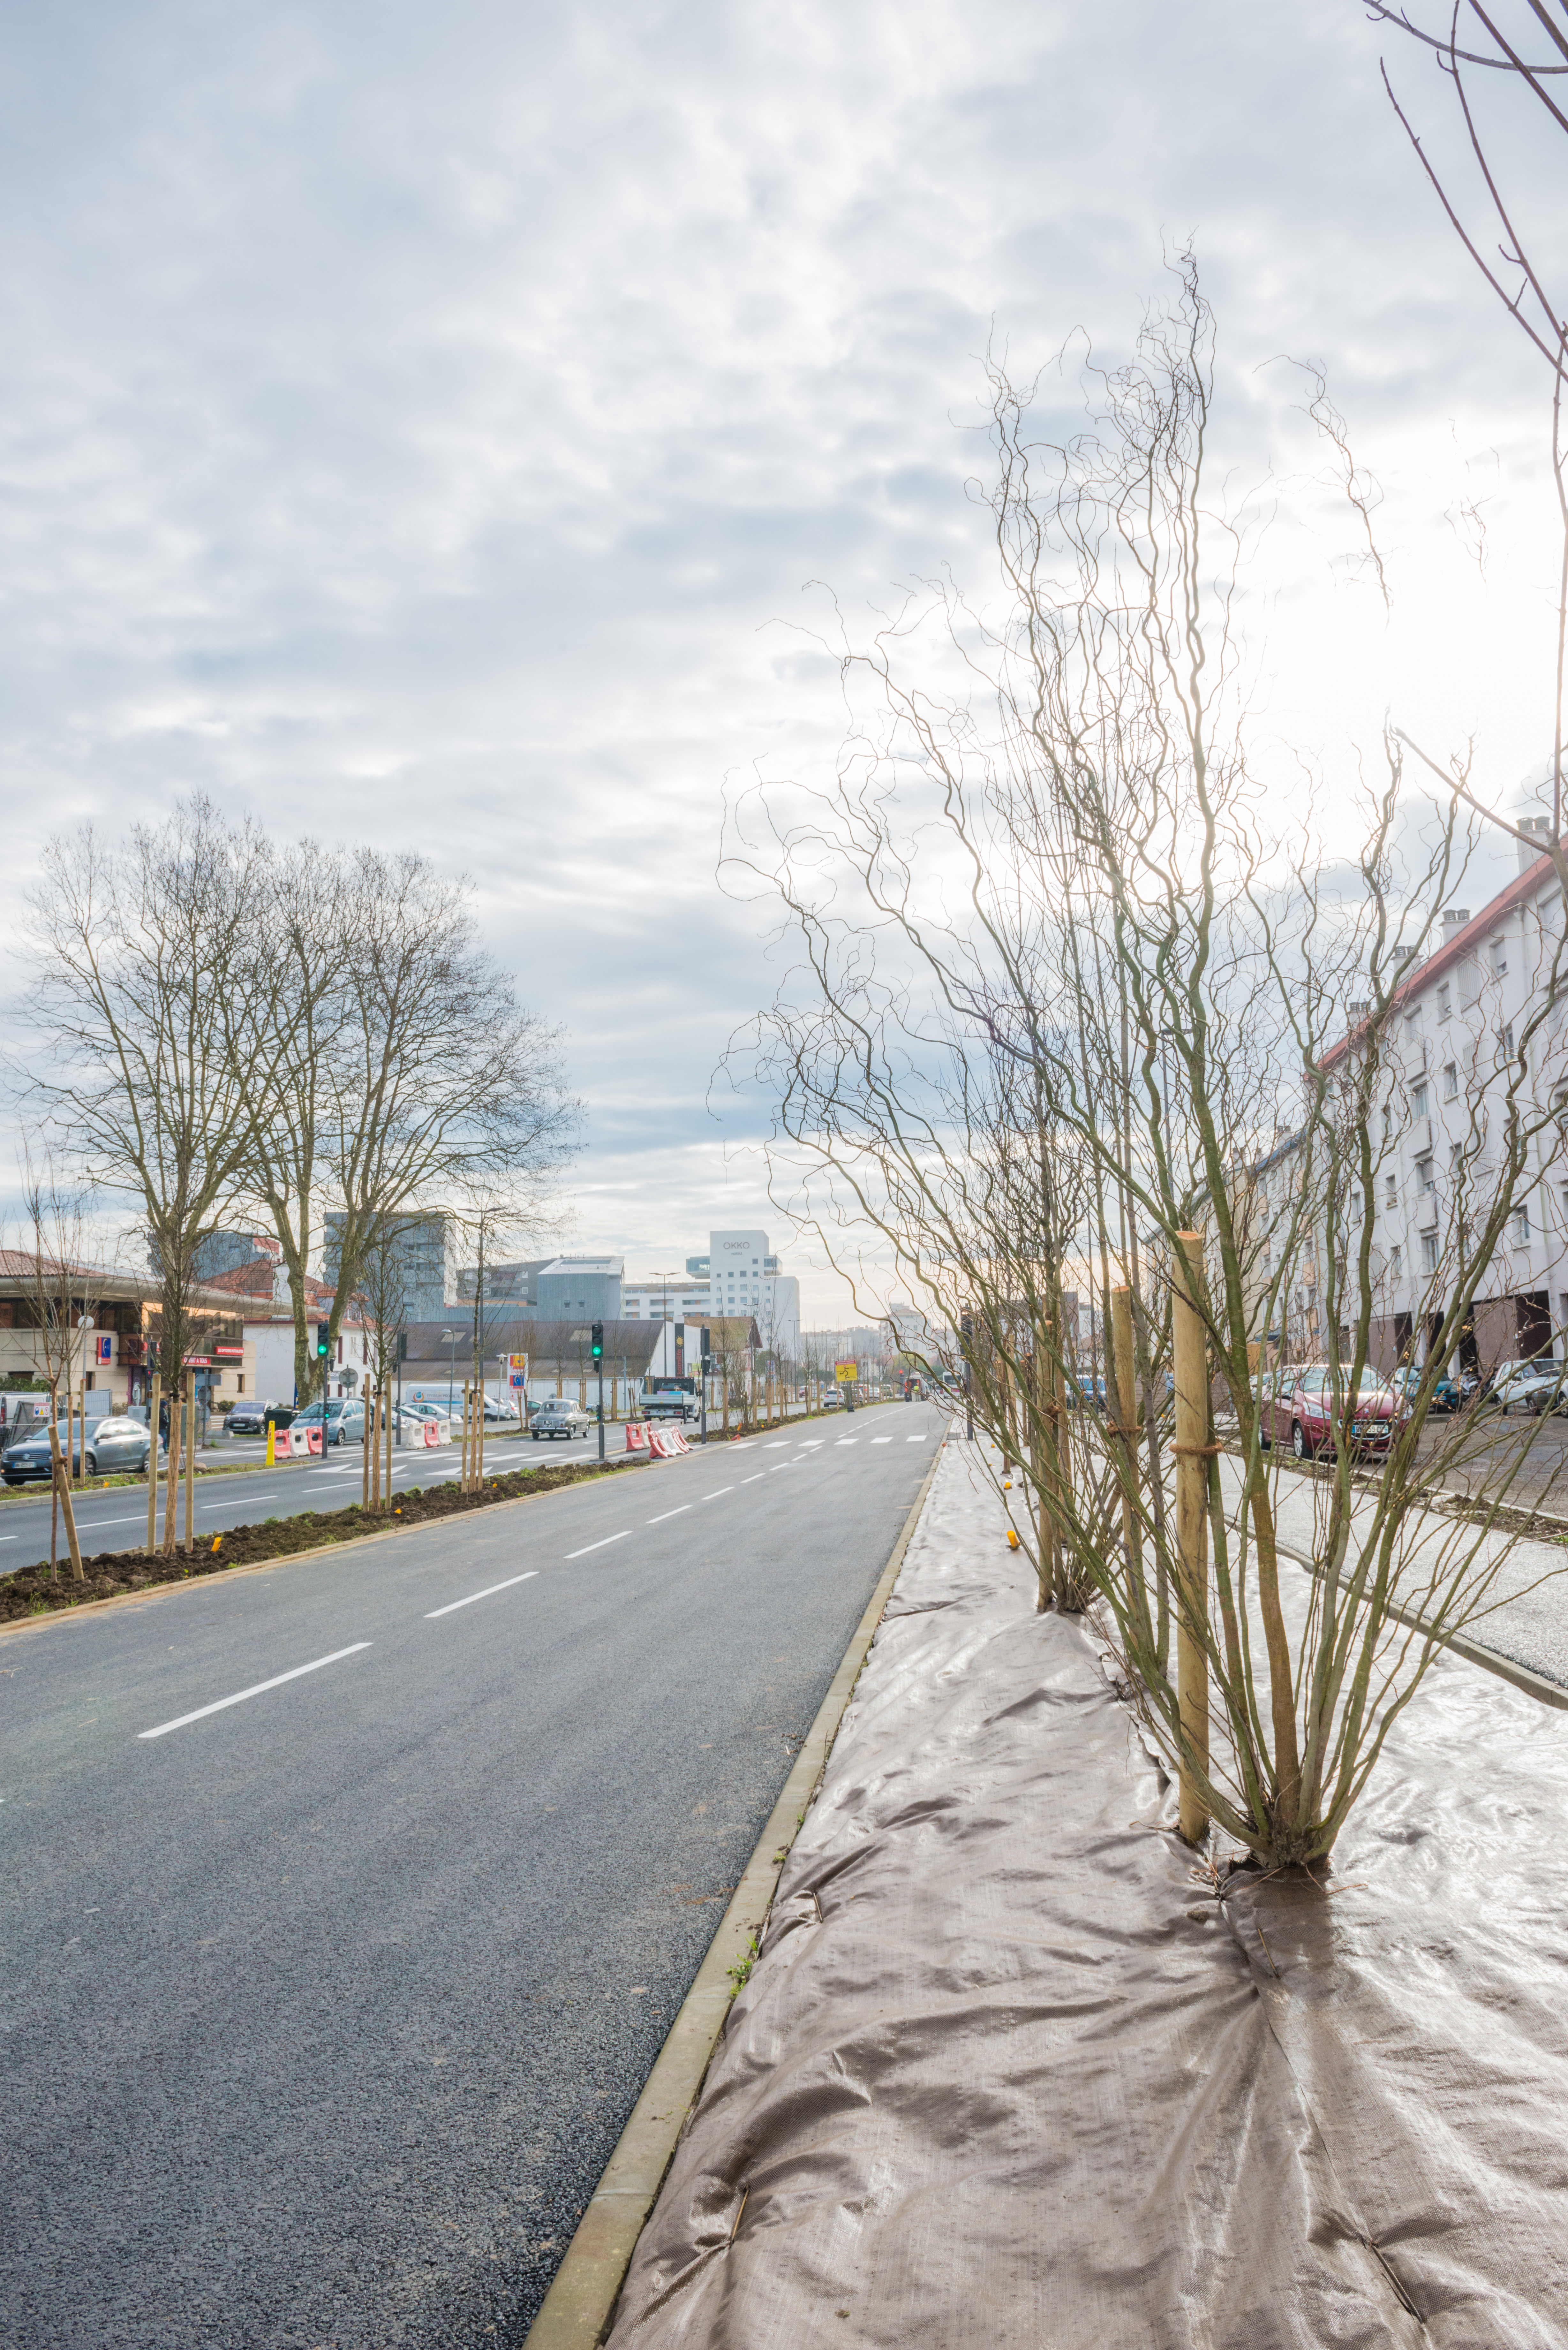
[1,1403,947,2350]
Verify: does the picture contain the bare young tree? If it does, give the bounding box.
[728,266,1568,1867]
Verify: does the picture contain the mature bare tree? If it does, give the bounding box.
[231,844,579,1406]
[24,799,259,1408]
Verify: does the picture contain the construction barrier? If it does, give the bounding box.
[424,1420,441,1447]
[625,1422,650,1452]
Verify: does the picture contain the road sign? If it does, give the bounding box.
[835,1360,858,1382]
[509,1373,525,1389]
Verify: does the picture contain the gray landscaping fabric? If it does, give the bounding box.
[605,1440,1568,2350]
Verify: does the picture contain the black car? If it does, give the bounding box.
[226,1402,271,1436]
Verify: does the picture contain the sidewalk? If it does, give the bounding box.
[604,1442,1568,2349]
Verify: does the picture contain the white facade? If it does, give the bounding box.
[1286,821,1568,1373]
[621,1228,801,1361]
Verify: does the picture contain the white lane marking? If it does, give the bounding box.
[769,1463,793,1473]
[565,1531,630,1559]
[763,1441,789,1449]
[647,1505,691,1524]
[835,1439,859,1447]
[137,1643,372,1740]
[800,1440,823,1448]
[871,1438,892,1444]
[730,1443,758,1452]
[906,1435,927,1442]
[742,1474,765,1484]
[0,1535,15,1543]
[702,1487,733,1499]
[425,1570,538,1619]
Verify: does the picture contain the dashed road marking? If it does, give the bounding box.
[138,1643,373,1740]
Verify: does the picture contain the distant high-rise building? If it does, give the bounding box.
[534,1256,623,1323]
[324,1209,457,1321]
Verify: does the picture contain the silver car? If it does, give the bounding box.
[2,1415,156,1484]
[530,1400,592,1441]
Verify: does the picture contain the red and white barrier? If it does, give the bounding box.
[624,1422,649,1452]
[423,1420,441,1447]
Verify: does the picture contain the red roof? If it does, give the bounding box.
[203,1260,333,1307]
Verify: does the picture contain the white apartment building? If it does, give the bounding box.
[1270,816,1568,1374]
[621,1227,802,1360]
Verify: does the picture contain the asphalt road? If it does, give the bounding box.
[0,1407,866,1566]
[0,1402,945,2349]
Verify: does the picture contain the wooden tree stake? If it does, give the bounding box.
[1172,1230,1210,1844]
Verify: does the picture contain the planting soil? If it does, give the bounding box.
[0,1455,644,1624]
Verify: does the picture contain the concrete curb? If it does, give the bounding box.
[0,1458,648,1645]
[521,1432,948,2350]
[1274,1538,1568,1711]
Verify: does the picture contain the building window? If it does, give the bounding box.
[1438,982,1452,1020]
[1501,1024,1515,1056]
[1492,936,1508,976]
[1413,1082,1429,1116]
[1416,1156,1434,1194]
[1391,1245,1403,1277]
[1443,1061,1458,1100]
[1515,1207,1531,1244]
[1421,1232,1440,1274]
[1384,1173,1397,1208]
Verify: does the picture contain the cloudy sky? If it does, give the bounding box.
[2,0,1562,1317]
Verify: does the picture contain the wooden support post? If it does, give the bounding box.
[1051,1343,1075,1605]
[1172,1231,1210,1844]
[145,1373,162,1555]
[477,1380,486,1485]
[184,1370,196,1554]
[48,1419,85,1580]
[1032,1329,1056,1612]
[162,1380,181,1554]
[1111,1286,1140,1562]
[384,1381,393,1504]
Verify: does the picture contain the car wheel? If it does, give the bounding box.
[1259,1420,1272,1451]
[1292,1420,1310,1461]
[85,1453,98,1478]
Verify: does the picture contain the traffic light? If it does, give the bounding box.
[591,1321,604,1361]
[315,1324,330,1361]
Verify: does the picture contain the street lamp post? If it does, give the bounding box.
[442,1327,457,1420]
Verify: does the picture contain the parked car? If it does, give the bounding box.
[1490,1358,1568,1415]
[2,1415,159,1484]
[1266,1366,1402,1461]
[823,1390,843,1410]
[226,1401,272,1436]
[530,1399,592,1441]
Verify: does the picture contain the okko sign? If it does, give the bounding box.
[508,1351,528,1391]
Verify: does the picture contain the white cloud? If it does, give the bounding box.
[0,0,1561,1318]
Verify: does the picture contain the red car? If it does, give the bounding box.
[1264,1365,1402,1462]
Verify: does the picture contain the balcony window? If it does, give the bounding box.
[1443,1061,1458,1100]
[1515,1207,1531,1245]
[1492,936,1508,976]
[1413,1082,1429,1116]
[1391,1245,1403,1277]
[1384,1174,1397,1208]
[1438,982,1452,1021]
[1421,1232,1439,1274]
[1416,1156,1434,1194]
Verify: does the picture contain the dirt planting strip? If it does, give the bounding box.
[0,1457,643,1624]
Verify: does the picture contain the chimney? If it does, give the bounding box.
[1348,999,1370,1023]
[1518,812,1556,875]
[1441,908,1471,942]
